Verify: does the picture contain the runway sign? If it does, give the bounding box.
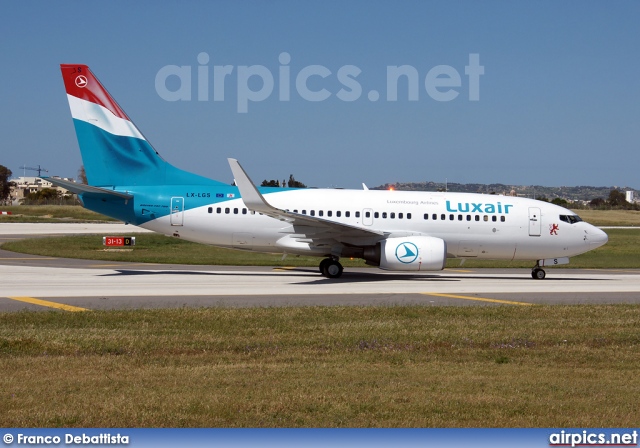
[102,236,136,247]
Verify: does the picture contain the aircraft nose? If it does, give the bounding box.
[589,227,608,249]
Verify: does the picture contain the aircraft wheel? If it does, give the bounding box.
[319,258,331,274]
[531,267,546,280]
[322,260,343,278]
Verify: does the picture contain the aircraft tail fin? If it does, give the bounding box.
[60,64,222,187]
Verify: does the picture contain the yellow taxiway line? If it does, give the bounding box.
[422,292,533,306]
[7,296,89,312]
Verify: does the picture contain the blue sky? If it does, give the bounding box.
[2,1,639,189]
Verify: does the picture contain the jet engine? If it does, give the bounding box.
[364,236,447,271]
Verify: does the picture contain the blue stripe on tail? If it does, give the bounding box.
[73,119,225,187]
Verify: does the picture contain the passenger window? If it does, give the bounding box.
[208,207,213,213]
[484,215,488,221]
[293,209,298,213]
[327,211,332,217]
[365,211,370,218]
[492,216,497,222]
[424,213,429,220]
[233,208,238,214]
[217,207,221,213]
[500,216,505,222]
[310,210,315,216]
[458,215,463,221]
[467,215,471,221]
[302,210,307,214]
[475,215,480,221]
[407,213,411,219]
[354,211,358,218]
[382,212,387,218]
[390,212,395,219]
[242,208,247,214]
[225,208,230,214]
[319,210,323,217]
[449,214,454,221]
[374,212,379,218]
[398,213,403,219]
[337,211,341,217]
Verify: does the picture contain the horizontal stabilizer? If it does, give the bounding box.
[44,177,133,200]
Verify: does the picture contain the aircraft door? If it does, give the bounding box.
[528,207,541,236]
[170,197,184,226]
[362,208,373,226]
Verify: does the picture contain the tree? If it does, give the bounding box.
[551,198,568,206]
[589,198,605,208]
[288,174,306,188]
[607,189,628,208]
[0,165,12,202]
[261,175,307,188]
[23,188,61,204]
[77,165,88,184]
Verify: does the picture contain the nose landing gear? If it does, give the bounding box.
[531,265,546,280]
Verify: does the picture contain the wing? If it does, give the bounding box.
[228,159,384,252]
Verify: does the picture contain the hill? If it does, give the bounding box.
[372,182,637,202]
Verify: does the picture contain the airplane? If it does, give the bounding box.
[50,64,608,280]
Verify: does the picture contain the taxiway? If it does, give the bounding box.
[0,223,638,311]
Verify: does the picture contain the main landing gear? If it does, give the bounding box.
[319,258,344,278]
[531,264,546,280]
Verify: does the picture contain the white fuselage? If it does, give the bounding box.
[141,189,607,262]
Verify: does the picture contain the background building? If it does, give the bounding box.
[626,190,635,204]
[8,176,76,205]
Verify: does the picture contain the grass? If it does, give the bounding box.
[572,209,640,227]
[0,205,116,222]
[0,233,368,267]
[2,229,639,269]
[1,305,639,427]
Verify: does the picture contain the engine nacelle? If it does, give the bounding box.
[378,236,447,271]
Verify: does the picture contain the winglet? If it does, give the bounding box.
[227,158,384,236]
[227,158,278,215]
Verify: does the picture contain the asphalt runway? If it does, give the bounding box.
[1,223,639,311]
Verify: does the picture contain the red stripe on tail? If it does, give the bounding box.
[60,64,130,120]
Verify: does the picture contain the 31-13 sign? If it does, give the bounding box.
[103,236,136,247]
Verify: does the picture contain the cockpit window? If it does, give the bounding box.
[559,214,583,224]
